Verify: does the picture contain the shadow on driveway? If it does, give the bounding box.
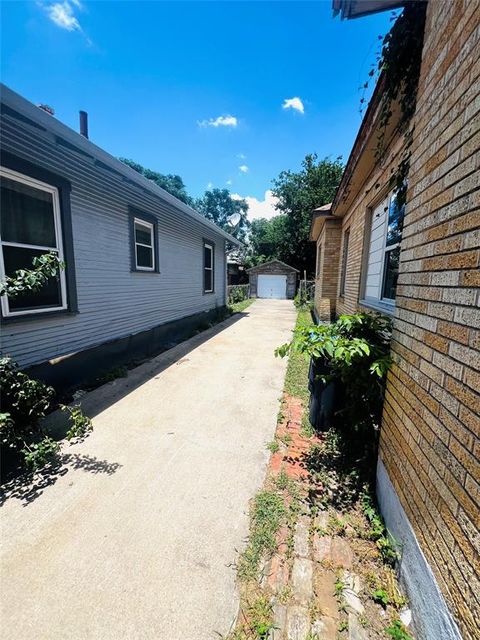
[1,311,249,507]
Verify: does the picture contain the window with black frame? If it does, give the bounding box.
[0,167,67,317]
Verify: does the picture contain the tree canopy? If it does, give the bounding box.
[195,189,249,242]
[269,154,344,274]
[119,158,193,205]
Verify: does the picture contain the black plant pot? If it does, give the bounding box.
[308,356,344,432]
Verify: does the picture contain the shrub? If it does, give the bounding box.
[1,357,93,471]
[0,357,60,471]
[276,312,392,471]
[228,285,249,304]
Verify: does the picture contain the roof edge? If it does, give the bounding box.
[246,259,299,273]
[0,83,241,247]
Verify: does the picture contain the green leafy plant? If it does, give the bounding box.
[228,285,249,304]
[276,312,392,460]
[338,620,348,632]
[60,404,93,441]
[334,577,345,597]
[361,493,398,566]
[372,588,390,608]
[386,619,413,640]
[21,436,60,471]
[0,252,64,299]
[0,357,57,470]
[90,366,128,388]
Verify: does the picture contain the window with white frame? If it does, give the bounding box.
[339,229,350,297]
[315,243,322,278]
[203,241,214,293]
[363,190,405,306]
[134,218,155,271]
[0,167,67,317]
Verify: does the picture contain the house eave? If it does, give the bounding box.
[332,0,406,20]
[331,74,403,218]
[0,83,241,247]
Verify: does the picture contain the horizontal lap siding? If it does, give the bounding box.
[0,114,226,367]
[379,2,480,638]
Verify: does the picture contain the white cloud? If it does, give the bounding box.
[206,182,213,189]
[232,190,279,222]
[237,153,246,159]
[239,164,249,174]
[282,96,305,114]
[45,1,81,31]
[226,179,232,186]
[198,115,238,128]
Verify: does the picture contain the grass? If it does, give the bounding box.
[266,440,280,454]
[237,490,287,581]
[229,298,255,314]
[283,308,313,403]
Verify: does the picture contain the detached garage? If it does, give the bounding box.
[247,260,298,299]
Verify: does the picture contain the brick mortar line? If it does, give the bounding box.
[384,371,479,505]
[414,9,480,120]
[410,124,480,196]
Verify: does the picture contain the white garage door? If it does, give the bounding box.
[257,274,287,299]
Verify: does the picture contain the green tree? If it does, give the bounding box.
[119,158,193,205]
[248,215,289,264]
[195,188,249,241]
[271,154,343,274]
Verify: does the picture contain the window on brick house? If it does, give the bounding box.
[339,229,350,296]
[363,190,405,307]
[315,244,322,278]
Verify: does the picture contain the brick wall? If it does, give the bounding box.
[379,2,480,638]
[314,218,342,320]
[335,135,405,316]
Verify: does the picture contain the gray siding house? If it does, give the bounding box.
[0,84,238,388]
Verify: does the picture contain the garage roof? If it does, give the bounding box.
[246,259,299,273]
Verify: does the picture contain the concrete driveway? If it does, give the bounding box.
[1,299,296,640]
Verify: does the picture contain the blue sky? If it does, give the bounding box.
[1,1,392,219]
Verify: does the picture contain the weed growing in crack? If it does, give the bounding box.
[266,440,280,454]
[237,490,286,581]
[386,619,414,640]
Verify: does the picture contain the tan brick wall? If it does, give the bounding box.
[334,134,405,316]
[314,218,342,320]
[379,2,480,638]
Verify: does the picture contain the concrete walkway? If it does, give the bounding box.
[0,300,297,640]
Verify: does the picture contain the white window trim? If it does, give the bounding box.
[0,166,68,318]
[204,242,214,293]
[134,217,155,272]
[361,190,401,312]
[339,229,350,297]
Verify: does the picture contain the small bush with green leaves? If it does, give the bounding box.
[228,285,249,304]
[60,404,93,441]
[22,436,60,471]
[276,312,392,464]
[0,357,56,467]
